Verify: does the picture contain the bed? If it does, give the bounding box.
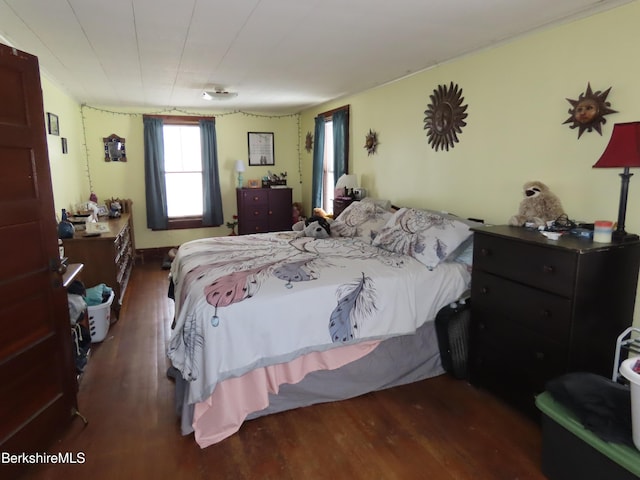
[167,200,480,447]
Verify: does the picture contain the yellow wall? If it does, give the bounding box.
[299,1,640,234]
[41,76,86,218]
[45,100,301,248]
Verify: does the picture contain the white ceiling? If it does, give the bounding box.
[0,0,632,114]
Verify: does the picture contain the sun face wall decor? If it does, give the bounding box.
[305,132,313,153]
[364,129,378,156]
[563,83,617,138]
[424,82,468,152]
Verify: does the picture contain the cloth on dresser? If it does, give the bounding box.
[546,372,633,447]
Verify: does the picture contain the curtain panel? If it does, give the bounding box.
[143,117,168,230]
[200,119,223,227]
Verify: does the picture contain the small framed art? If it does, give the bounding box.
[247,179,260,188]
[248,132,274,166]
[61,137,68,154]
[47,112,59,136]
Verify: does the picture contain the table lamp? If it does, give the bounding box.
[335,174,358,197]
[234,160,245,189]
[593,122,640,241]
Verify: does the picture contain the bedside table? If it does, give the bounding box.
[469,225,640,417]
[332,196,356,218]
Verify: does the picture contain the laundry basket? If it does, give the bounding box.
[620,357,640,451]
[88,290,115,343]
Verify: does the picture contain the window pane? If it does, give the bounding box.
[166,172,203,217]
[164,125,202,172]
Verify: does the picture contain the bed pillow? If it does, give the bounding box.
[331,200,393,244]
[372,207,474,269]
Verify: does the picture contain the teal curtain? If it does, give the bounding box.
[143,117,168,230]
[200,119,223,227]
[332,109,348,180]
[311,115,326,210]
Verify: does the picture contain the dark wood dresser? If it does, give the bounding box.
[62,214,134,308]
[237,188,293,235]
[469,225,640,417]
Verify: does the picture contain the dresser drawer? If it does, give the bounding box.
[471,317,568,388]
[241,221,268,234]
[473,233,577,297]
[471,270,572,342]
[241,190,269,206]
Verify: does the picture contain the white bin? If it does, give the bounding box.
[87,290,115,343]
[619,357,640,450]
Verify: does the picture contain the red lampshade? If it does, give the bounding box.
[593,122,640,169]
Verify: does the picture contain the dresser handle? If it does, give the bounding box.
[253,196,259,201]
[480,286,490,294]
[543,265,555,274]
[268,210,273,215]
[541,309,551,318]
[253,211,259,216]
[480,248,491,256]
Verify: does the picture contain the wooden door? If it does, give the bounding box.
[0,43,76,475]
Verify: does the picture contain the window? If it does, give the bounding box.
[143,114,223,230]
[312,106,349,214]
[163,124,203,217]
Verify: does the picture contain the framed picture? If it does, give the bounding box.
[248,132,274,166]
[61,137,68,154]
[47,112,59,136]
[247,179,260,188]
[97,204,109,217]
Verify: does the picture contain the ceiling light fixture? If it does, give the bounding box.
[202,89,238,100]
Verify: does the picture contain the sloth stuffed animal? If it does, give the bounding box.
[508,181,565,228]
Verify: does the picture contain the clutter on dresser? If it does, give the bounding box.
[261,171,287,188]
[508,180,565,228]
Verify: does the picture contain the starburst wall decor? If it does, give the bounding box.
[563,83,617,138]
[424,82,468,152]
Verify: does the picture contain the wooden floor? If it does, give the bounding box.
[23,261,547,480]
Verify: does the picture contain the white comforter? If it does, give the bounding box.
[168,232,470,404]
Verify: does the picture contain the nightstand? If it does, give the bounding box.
[469,225,640,417]
[332,196,355,218]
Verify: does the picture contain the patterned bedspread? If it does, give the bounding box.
[168,232,470,404]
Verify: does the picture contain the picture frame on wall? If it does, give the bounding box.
[61,137,68,154]
[47,112,59,136]
[248,132,274,166]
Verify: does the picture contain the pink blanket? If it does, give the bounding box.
[192,340,380,447]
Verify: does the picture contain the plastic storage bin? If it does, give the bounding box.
[88,290,115,343]
[620,357,640,451]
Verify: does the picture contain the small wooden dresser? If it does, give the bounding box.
[236,188,292,235]
[62,213,134,308]
[469,225,640,416]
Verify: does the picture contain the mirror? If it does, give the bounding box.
[103,133,127,162]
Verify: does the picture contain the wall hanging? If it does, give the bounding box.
[364,129,379,156]
[248,132,275,166]
[423,82,468,152]
[305,132,313,153]
[103,134,127,162]
[47,112,59,135]
[563,83,617,138]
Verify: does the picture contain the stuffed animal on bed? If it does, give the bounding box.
[312,207,334,220]
[508,180,565,228]
[293,215,332,239]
